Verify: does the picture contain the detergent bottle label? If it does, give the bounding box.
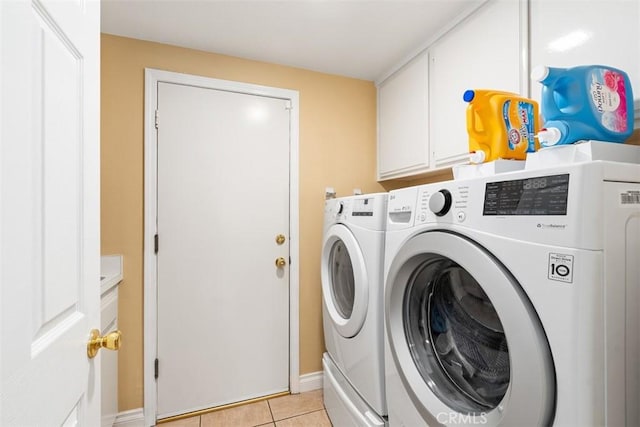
[502,100,536,152]
[589,68,629,133]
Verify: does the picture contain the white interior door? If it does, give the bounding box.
[156,82,291,419]
[0,0,100,425]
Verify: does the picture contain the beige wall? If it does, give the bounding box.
[101,34,384,411]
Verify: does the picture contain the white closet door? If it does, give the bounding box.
[156,82,291,419]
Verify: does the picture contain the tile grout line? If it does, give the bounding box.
[273,408,327,422]
[266,398,276,424]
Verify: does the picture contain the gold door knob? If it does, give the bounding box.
[276,234,286,245]
[87,329,122,359]
[275,257,287,268]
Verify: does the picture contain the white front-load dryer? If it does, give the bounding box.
[322,193,388,426]
[383,160,640,426]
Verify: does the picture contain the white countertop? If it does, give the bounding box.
[100,255,123,295]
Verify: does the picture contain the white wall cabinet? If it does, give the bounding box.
[377,0,639,180]
[377,51,429,180]
[376,0,524,180]
[528,0,640,122]
[429,0,522,169]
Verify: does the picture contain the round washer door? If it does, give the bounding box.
[321,223,369,338]
[386,231,555,425]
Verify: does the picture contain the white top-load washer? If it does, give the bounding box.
[322,193,388,426]
[383,160,640,426]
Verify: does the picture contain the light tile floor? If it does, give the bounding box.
[159,390,332,427]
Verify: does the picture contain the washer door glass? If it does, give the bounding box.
[404,256,509,413]
[321,224,369,338]
[329,240,355,318]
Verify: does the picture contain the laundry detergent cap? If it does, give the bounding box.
[531,65,550,83]
[537,127,562,146]
[469,150,486,164]
[463,90,476,102]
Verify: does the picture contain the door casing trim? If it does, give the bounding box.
[143,68,300,427]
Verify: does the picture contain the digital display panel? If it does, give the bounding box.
[483,174,569,216]
[352,198,374,216]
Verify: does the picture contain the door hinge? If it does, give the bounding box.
[154,234,159,254]
[155,109,159,129]
[284,100,292,111]
[154,358,159,379]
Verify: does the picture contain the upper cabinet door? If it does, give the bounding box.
[529,0,640,124]
[378,51,429,180]
[429,0,523,169]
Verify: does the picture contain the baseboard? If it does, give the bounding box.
[114,408,145,427]
[115,373,322,426]
[298,370,323,393]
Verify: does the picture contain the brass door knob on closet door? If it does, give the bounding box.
[87,329,122,359]
[275,257,287,268]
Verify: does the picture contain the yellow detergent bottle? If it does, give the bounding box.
[463,89,540,163]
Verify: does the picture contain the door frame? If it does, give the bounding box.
[142,68,300,426]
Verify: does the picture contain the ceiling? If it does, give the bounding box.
[100,0,483,82]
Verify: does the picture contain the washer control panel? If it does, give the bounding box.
[416,183,470,224]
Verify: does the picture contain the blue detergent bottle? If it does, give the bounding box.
[532,65,634,146]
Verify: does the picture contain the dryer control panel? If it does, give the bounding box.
[325,193,388,231]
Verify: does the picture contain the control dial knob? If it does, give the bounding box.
[337,202,344,214]
[428,189,452,217]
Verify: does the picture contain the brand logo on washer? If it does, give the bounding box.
[537,223,567,230]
